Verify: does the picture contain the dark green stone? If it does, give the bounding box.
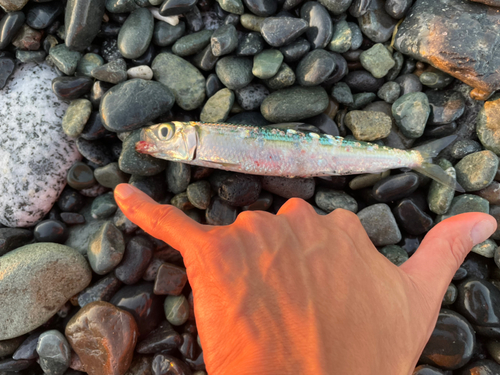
[215,55,253,90]
[172,29,213,56]
[153,21,185,47]
[118,8,154,59]
[118,130,168,176]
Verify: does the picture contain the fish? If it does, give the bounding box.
[135,121,463,191]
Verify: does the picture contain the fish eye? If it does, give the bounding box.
[157,124,175,140]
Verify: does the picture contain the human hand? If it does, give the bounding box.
[114,183,496,375]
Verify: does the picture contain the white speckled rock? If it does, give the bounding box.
[0,63,81,227]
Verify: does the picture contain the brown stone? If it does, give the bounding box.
[0,0,29,12]
[65,301,139,375]
[124,355,153,375]
[12,24,42,51]
[153,263,188,296]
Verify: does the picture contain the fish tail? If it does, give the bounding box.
[411,135,464,192]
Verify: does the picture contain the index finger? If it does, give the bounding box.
[114,183,209,254]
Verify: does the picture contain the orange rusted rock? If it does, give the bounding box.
[65,301,139,375]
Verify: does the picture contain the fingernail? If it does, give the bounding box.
[471,220,497,245]
[114,184,135,201]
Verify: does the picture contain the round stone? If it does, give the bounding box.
[218,174,261,206]
[200,88,234,123]
[456,278,500,327]
[164,295,190,326]
[67,161,96,190]
[216,56,254,90]
[392,92,430,138]
[357,203,402,246]
[91,192,117,220]
[115,235,154,285]
[118,8,154,59]
[186,181,211,210]
[477,96,500,155]
[87,221,125,275]
[172,29,213,56]
[373,173,420,202]
[296,49,336,86]
[252,49,283,79]
[154,263,188,295]
[344,110,392,141]
[36,330,71,375]
[94,162,130,189]
[33,220,68,243]
[455,151,499,192]
[359,43,395,78]
[314,188,358,213]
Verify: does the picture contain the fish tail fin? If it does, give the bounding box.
[411,135,464,192]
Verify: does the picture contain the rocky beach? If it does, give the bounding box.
[1,0,500,373]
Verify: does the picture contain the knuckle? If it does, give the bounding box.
[282,197,313,213]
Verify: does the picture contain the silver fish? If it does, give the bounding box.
[135,121,462,190]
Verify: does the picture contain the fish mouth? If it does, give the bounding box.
[135,141,156,154]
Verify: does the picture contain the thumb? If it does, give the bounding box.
[114,183,208,254]
[400,212,497,305]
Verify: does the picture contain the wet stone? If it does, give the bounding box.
[425,122,458,138]
[385,0,412,19]
[460,360,500,375]
[243,0,277,16]
[36,330,71,375]
[300,2,332,50]
[0,243,91,340]
[315,188,358,213]
[319,0,352,14]
[0,336,25,357]
[328,20,351,53]
[136,322,182,354]
[427,90,465,125]
[34,219,68,243]
[193,44,219,72]
[360,43,395,79]
[200,88,234,122]
[331,82,354,106]
[263,62,296,90]
[211,24,238,56]
[91,192,117,219]
[373,173,420,203]
[172,29,213,56]
[0,228,33,256]
[428,159,456,215]
[344,110,391,141]
[450,140,482,160]
[76,53,104,77]
[386,51,404,81]
[206,196,238,225]
[392,92,430,138]
[164,295,190,326]
[52,76,93,101]
[477,96,500,156]
[261,86,329,122]
[117,8,154,59]
[206,73,223,98]
[152,354,192,375]
[420,70,454,89]
[0,11,25,50]
[343,70,385,93]
[420,309,475,370]
[94,163,130,189]
[260,17,308,47]
[455,151,499,192]
[26,1,63,30]
[110,282,164,337]
[394,0,500,97]
[160,0,197,15]
[0,358,34,371]
[358,0,398,43]
[179,333,197,360]
[456,279,500,328]
[261,176,315,199]
[349,171,390,190]
[253,49,283,79]
[441,195,489,222]
[218,174,261,206]
[12,24,42,51]
[393,198,433,236]
[237,32,264,56]
[91,59,127,84]
[442,284,458,306]
[216,0,244,14]
[63,99,92,138]
[0,56,15,89]
[78,274,123,307]
[166,162,191,195]
[186,181,212,210]
[152,53,206,110]
[477,181,500,205]
[357,203,402,246]
[114,208,139,235]
[58,188,86,213]
[88,221,125,275]
[280,38,311,63]
[153,20,185,46]
[76,138,114,167]
[379,245,408,266]
[395,74,422,96]
[115,235,154,285]
[154,263,188,295]
[461,252,491,280]
[377,81,401,104]
[296,49,335,86]
[125,355,153,375]
[47,44,82,76]
[65,0,105,51]
[119,130,168,176]
[65,301,139,375]
[471,239,497,258]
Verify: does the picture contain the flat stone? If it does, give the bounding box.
[428,159,456,215]
[216,0,244,14]
[252,49,283,79]
[0,243,91,340]
[115,235,154,285]
[34,219,68,243]
[440,194,490,222]
[154,263,188,295]
[457,278,500,327]
[88,221,125,275]
[373,173,420,202]
[358,0,397,43]
[377,81,401,104]
[296,49,335,86]
[47,44,82,76]
[94,163,130,189]
[153,20,185,47]
[261,176,315,199]
[315,188,358,213]
[420,70,454,89]
[392,92,430,138]
[393,197,433,236]
[344,70,384,93]
[78,273,123,307]
[65,0,105,51]
[206,196,238,225]
[36,330,71,375]
[450,139,482,159]
[471,239,497,258]
[261,86,329,122]
[172,29,213,56]
[117,8,154,59]
[477,96,500,155]
[136,322,182,354]
[344,110,392,141]
[52,75,94,101]
[211,24,238,56]
[455,151,499,192]
[0,11,25,50]
[152,52,206,110]
[91,58,127,84]
[360,43,395,78]
[200,88,234,122]
[215,55,254,90]
[164,295,190,326]
[100,79,174,132]
[65,301,139,375]
[260,17,308,47]
[0,63,80,227]
[62,99,93,138]
[91,192,117,219]
[127,65,153,80]
[394,0,500,98]
[357,203,402,246]
[280,38,310,63]
[236,32,264,56]
[0,336,25,357]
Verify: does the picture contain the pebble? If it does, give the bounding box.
[261,86,329,122]
[0,11,25,50]
[260,16,308,47]
[358,0,397,43]
[0,243,91,340]
[331,82,354,106]
[0,228,33,256]
[91,192,118,219]
[301,1,332,49]
[172,29,213,56]
[442,284,458,305]
[450,139,482,159]
[263,62,296,89]
[377,81,400,103]
[218,174,261,206]
[65,0,105,51]
[101,79,174,133]
[343,70,385,93]
[320,0,352,14]
[235,84,269,111]
[33,219,68,243]
[152,354,192,375]
[12,24,42,51]
[349,171,390,190]
[296,49,335,86]
[78,273,123,307]
[62,99,93,138]
[136,322,182,354]
[0,55,15,89]
[87,221,125,275]
[385,0,411,19]
[154,20,185,46]
[91,58,128,84]
[154,263,188,295]
[455,151,499,192]
[65,301,139,375]
[315,188,358,213]
[460,360,500,375]
[420,70,454,89]
[328,20,352,53]
[152,52,206,110]
[0,336,25,358]
[427,90,465,125]
[58,187,86,213]
[0,0,28,12]
[471,239,497,258]
[47,44,82,76]
[160,0,197,15]
[215,56,253,90]
[217,0,244,14]
[393,197,433,236]
[359,43,395,78]
[164,295,190,326]
[253,49,283,79]
[110,282,164,337]
[427,159,456,215]
[114,235,154,285]
[52,75,94,101]
[206,196,238,225]
[280,38,310,62]
[456,279,500,328]
[76,53,104,77]
[179,333,197,360]
[119,128,167,173]
[395,74,422,96]
[344,110,391,141]
[94,162,130,189]
[200,88,234,122]
[379,245,408,266]
[420,309,475,370]
[0,63,80,227]
[261,176,315,199]
[357,203,402,246]
[0,358,34,371]
[36,330,71,375]
[373,173,420,203]
[477,181,500,205]
[67,162,96,191]
[392,92,430,138]
[440,195,490,222]
[211,24,238,56]
[117,8,154,59]
[165,162,190,195]
[237,32,265,56]
[76,138,114,167]
[125,355,154,375]
[243,0,277,16]
[477,96,500,155]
